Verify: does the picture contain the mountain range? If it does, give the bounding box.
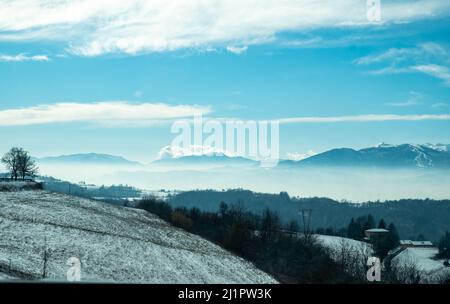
[285,143,450,169]
[36,153,142,166]
[34,143,450,170]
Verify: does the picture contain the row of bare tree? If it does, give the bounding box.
[1,147,38,181]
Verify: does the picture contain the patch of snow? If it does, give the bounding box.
[0,190,276,283]
[316,235,372,259]
[409,145,433,168]
[376,142,397,148]
[392,248,450,282]
[423,143,450,153]
[317,235,371,251]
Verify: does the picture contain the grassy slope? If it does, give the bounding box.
[0,190,276,283]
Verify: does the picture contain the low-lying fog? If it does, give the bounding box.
[35,163,450,202]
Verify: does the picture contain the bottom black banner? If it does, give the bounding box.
[0,283,447,303]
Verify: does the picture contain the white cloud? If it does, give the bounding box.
[411,64,450,86]
[387,100,419,107]
[1,1,449,56]
[278,114,450,124]
[286,150,316,161]
[226,46,248,55]
[157,145,238,159]
[0,102,211,127]
[354,42,448,66]
[366,66,411,75]
[431,102,449,108]
[281,37,323,48]
[0,53,49,62]
[387,91,422,107]
[355,42,450,86]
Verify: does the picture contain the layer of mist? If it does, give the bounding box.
[35,162,450,202]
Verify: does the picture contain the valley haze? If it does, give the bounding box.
[19,143,450,202]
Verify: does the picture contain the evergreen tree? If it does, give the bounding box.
[362,214,375,231]
[387,223,400,248]
[378,219,387,229]
[367,214,375,229]
[437,231,450,259]
[347,218,362,240]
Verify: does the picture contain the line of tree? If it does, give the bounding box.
[136,197,362,283]
[135,197,424,283]
[1,147,38,181]
[168,189,450,241]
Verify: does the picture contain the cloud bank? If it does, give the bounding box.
[1,0,449,56]
[278,114,450,124]
[354,42,450,86]
[0,102,212,127]
[0,53,49,62]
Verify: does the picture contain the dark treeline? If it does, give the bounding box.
[169,189,450,241]
[137,197,364,283]
[136,196,429,283]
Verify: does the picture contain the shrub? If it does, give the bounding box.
[171,211,193,231]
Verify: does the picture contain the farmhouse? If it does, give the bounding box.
[364,228,389,242]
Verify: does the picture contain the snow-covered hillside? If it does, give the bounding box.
[316,235,372,261]
[0,190,276,283]
[316,235,371,253]
[315,235,372,278]
[392,248,450,283]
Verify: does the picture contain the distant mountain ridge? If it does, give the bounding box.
[37,153,142,166]
[290,143,450,168]
[34,143,450,169]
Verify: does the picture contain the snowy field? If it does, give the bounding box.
[392,248,450,283]
[0,190,276,283]
[316,235,372,259]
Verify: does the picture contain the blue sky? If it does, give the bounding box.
[1,0,450,162]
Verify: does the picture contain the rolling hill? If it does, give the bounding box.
[0,190,276,283]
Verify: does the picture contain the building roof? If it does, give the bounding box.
[400,240,433,246]
[365,228,389,233]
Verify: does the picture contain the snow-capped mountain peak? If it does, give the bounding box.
[157,145,239,160]
[423,143,450,153]
[375,142,397,148]
[296,143,450,169]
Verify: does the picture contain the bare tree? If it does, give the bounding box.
[1,147,21,180]
[333,238,371,281]
[1,147,38,181]
[387,259,422,283]
[17,149,38,180]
